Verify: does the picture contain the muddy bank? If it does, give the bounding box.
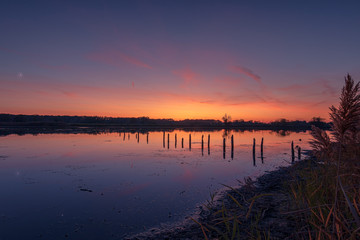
[126,159,315,240]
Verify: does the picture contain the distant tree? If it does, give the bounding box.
[222,114,232,127]
[311,116,324,122]
[279,118,288,124]
[310,116,327,128]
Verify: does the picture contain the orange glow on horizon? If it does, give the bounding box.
[0,74,337,123]
[1,100,331,123]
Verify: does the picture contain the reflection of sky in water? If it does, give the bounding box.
[0,130,311,239]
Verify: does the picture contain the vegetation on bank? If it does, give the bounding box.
[183,74,360,239]
[291,74,360,239]
[0,113,329,130]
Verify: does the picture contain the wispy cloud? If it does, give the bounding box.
[213,76,244,87]
[62,91,78,98]
[277,80,337,99]
[229,65,261,83]
[172,67,200,87]
[87,50,152,69]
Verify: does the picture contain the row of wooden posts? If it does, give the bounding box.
[119,132,301,163]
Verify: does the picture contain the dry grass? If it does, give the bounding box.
[191,74,360,239]
[292,74,360,239]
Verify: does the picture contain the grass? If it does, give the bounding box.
[192,74,360,239]
[288,159,360,239]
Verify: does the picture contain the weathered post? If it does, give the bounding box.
[128,133,130,140]
[182,138,184,148]
[189,134,191,151]
[167,133,170,149]
[163,132,165,148]
[291,141,295,163]
[201,135,204,156]
[253,138,256,166]
[137,132,139,143]
[298,146,301,160]
[175,133,177,148]
[123,132,125,141]
[223,138,226,159]
[147,132,149,144]
[261,137,264,163]
[208,134,210,155]
[231,135,234,160]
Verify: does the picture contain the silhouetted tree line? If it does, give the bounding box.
[0,114,330,130]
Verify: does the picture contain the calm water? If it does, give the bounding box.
[0,130,311,239]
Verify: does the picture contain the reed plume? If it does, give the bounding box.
[311,74,360,162]
[300,74,360,239]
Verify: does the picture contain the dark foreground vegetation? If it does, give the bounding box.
[128,74,360,239]
[0,113,329,130]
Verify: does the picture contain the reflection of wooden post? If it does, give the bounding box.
[189,134,191,151]
[123,132,125,141]
[201,135,204,156]
[128,133,130,140]
[147,132,149,144]
[163,132,165,148]
[291,141,295,163]
[167,133,170,149]
[261,137,264,164]
[181,138,184,148]
[231,135,234,159]
[208,134,210,155]
[223,138,226,159]
[253,138,256,166]
[175,133,177,148]
[298,146,301,160]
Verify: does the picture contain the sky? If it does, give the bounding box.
[1,0,360,122]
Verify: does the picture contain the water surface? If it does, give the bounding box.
[0,129,311,239]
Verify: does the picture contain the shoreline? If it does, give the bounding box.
[0,125,311,137]
[126,158,314,239]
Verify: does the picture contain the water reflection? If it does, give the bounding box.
[0,129,311,239]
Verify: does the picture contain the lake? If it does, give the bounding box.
[0,129,311,239]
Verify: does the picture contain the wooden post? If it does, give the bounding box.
[182,138,184,148]
[208,134,210,148]
[123,132,125,141]
[189,134,191,151]
[137,132,139,143]
[128,133,130,140]
[201,135,204,156]
[208,134,210,155]
[223,138,226,159]
[298,146,301,160]
[231,135,234,160]
[291,141,295,163]
[167,133,170,149]
[163,132,165,148]
[253,138,256,166]
[175,133,177,148]
[261,137,264,164]
[147,132,149,144]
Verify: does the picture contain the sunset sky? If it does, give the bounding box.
[1,1,360,121]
